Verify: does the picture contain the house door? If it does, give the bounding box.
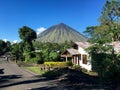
[74,55,78,65]
[82,54,87,64]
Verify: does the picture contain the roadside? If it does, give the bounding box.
[0,58,58,90]
[1,57,119,90]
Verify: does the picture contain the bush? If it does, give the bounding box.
[44,62,67,67]
[37,59,44,64]
[105,63,120,84]
[66,61,73,66]
[30,57,44,64]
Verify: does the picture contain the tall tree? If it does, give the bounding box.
[19,26,37,42]
[85,0,120,45]
[84,0,120,85]
[99,0,120,41]
[19,26,37,52]
[18,26,37,62]
[11,43,20,60]
[0,40,9,55]
[6,41,11,52]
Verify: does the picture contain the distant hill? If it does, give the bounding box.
[36,23,88,43]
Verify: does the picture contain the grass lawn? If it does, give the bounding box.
[25,66,46,75]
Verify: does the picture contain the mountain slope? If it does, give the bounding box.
[36,23,88,43]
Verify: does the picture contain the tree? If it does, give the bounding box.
[6,41,11,52]
[18,26,37,61]
[19,26,37,42]
[0,40,10,55]
[99,0,120,25]
[84,0,120,86]
[19,26,37,52]
[11,43,20,61]
[99,0,120,41]
[33,41,69,62]
[49,51,60,61]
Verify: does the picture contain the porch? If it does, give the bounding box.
[61,48,80,65]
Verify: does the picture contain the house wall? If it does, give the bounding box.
[78,47,92,71]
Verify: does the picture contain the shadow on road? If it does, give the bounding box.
[0,75,51,88]
[0,74,22,84]
[0,68,4,74]
[30,86,59,90]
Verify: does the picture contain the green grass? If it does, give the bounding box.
[25,66,46,75]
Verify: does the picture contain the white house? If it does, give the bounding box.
[61,42,92,71]
[61,41,120,71]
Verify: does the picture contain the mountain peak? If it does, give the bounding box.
[54,23,67,29]
[57,23,66,26]
[36,23,88,43]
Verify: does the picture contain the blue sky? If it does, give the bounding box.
[0,0,105,42]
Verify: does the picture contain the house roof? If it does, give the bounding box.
[74,41,120,53]
[61,41,120,58]
[74,42,91,49]
[61,48,80,57]
[104,41,120,53]
[113,41,120,53]
[66,48,80,55]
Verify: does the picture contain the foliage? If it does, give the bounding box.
[99,0,120,25]
[19,26,37,42]
[18,26,37,62]
[23,40,70,64]
[0,40,11,55]
[84,0,120,86]
[104,60,120,83]
[49,51,60,61]
[84,0,120,43]
[11,43,24,60]
[31,57,44,64]
[33,41,72,62]
[66,61,73,66]
[5,41,11,52]
[99,0,120,41]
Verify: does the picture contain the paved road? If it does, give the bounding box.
[0,57,58,90]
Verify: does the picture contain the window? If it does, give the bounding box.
[82,54,87,64]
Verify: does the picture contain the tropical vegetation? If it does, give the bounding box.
[84,0,120,87]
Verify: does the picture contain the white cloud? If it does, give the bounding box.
[3,39,7,42]
[36,27,46,35]
[13,40,18,44]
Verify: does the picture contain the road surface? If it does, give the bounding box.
[0,57,59,90]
